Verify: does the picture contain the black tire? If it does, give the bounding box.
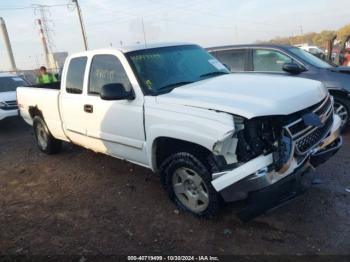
[333,95,350,132]
[33,116,62,154]
[160,152,221,218]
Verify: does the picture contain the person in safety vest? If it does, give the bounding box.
[37,66,58,84]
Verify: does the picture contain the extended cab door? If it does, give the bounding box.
[83,53,147,165]
[60,56,89,145]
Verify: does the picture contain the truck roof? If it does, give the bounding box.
[72,42,194,57]
[206,44,294,51]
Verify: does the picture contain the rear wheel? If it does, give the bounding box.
[333,96,350,132]
[33,116,62,154]
[160,152,221,218]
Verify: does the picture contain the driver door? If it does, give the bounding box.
[83,53,147,165]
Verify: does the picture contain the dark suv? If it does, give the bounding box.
[208,44,350,130]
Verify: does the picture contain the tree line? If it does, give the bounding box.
[262,24,350,48]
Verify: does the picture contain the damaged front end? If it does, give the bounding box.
[211,95,342,221]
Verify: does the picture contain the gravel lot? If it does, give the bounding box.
[0,117,349,255]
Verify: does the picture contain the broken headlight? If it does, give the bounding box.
[236,116,283,163]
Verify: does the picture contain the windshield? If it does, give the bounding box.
[126,45,230,94]
[0,76,27,92]
[288,47,333,68]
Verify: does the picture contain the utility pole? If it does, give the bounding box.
[33,5,56,69]
[72,0,88,50]
[33,5,55,53]
[299,25,303,35]
[36,18,50,68]
[0,17,16,72]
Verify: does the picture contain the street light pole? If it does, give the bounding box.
[72,0,88,50]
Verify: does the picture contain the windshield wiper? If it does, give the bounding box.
[200,71,230,78]
[158,81,194,92]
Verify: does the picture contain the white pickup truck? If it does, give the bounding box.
[17,43,342,221]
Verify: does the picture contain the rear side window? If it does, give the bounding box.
[88,54,132,95]
[212,49,246,71]
[66,56,87,94]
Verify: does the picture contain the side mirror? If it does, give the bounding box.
[282,63,306,75]
[100,83,134,101]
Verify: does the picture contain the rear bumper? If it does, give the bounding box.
[0,109,18,121]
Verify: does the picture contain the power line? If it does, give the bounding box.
[0,4,72,11]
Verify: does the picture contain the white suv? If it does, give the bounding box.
[0,73,28,121]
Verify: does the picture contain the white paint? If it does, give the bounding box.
[211,154,273,191]
[157,73,327,119]
[17,44,335,197]
[0,91,17,121]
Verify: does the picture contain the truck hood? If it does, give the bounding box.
[156,74,327,119]
[0,91,16,102]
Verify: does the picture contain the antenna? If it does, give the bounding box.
[141,17,147,47]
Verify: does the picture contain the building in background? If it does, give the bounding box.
[49,52,68,71]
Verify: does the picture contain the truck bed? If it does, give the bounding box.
[17,86,67,141]
[28,81,61,90]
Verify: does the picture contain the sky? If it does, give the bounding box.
[0,0,350,70]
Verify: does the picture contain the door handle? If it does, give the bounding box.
[84,104,93,113]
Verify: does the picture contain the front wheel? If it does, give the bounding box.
[333,96,350,132]
[160,152,221,218]
[33,116,62,154]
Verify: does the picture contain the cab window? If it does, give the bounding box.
[66,56,87,94]
[212,49,246,71]
[88,55,132,95]
[253,49,292,72]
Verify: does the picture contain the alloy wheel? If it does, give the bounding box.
[172,167,209,213]
[36,122,48,149]
[334,101,349,128]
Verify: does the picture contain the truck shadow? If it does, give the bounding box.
[0,117,30,135]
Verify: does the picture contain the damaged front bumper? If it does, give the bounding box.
[211,114,342,221]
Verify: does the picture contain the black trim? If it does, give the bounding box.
[236,161,313,222]
[310,137,342,167]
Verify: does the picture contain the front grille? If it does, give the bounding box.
[284,95,334,155]
[295,114,333,154]
[0,100,18,110]
[316,96,332,116]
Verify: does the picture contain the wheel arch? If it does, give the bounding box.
[328,88,349,98]
[151,136,215,173]
[28,106,44,120]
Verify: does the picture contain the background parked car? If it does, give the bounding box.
[296,44,326,59]
[208,44,350,130]
[0,73,28,121]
